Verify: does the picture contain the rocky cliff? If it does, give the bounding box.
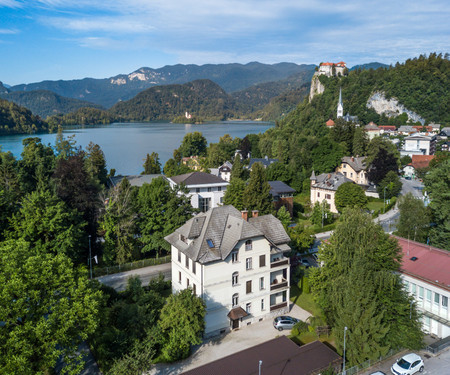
[309,73,325,102]
[366,91,425,124]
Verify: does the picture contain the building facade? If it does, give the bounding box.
[268,181,296,217]
[310,171,353,213]
[165,206,291,337]
[167,172,228,212]
[401,135,437,157]
[336,156,369,185]
[395,236,450,339]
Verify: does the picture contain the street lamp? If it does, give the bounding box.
[259,360,262,375]
[383,186,387,213]
[343,326,348,375]
[88,234,92,279]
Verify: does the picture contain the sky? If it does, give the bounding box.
[1,0,449,86]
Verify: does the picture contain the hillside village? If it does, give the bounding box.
[0,54,449,375]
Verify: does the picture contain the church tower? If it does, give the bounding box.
[337,87,343,118]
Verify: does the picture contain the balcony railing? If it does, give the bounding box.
[270,301,288,311]
[270,258,289,268]
[270,280,288,291]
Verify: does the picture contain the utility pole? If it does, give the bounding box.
[88,235,92,280]
[259,360,262,375]
[343,326,348,375]
[383,186,387,213]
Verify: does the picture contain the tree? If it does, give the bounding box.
[137,177,195,255]
[352,127,369,156]
[424,158,450,249]
[397,193,430,242]
[288,225,315,253]
[7,189,86,263]
[85,142,108,186]
[366,137,400,185]
[377,171,402,200]
[0,150,21,238]
[142,152,161,174]
[163,158,192,177]
[311,137,344,174]
[331,118,355,155]
[223,177,246,210]
[266,162,293,184]
[400,155,412,168]
[230,154,247,181]
[276,206,291,229]
[310,201,333,227]
[0,240,101,375]
[179,131,207,157]
[158,289,206,362]
[309,209,423,366]
[242,163,273,215]
[334,182,368,212]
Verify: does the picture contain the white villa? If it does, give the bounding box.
[310,171,353,213]
[167,172,228,212]
[335,156,369,186]
[401,134,437,157]
[165,205,291,337]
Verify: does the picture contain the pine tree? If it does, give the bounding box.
[142,152,161,174]
[242,162,273,215]
[223,177,246,210]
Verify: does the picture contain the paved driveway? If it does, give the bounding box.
[148,303,312,374]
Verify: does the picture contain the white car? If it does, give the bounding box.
[391,353,424,375]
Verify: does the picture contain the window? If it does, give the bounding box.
[259,255,266,267]
[178,271,181,284]
[206,239,214,248]
[246,302,251,314]
[218,186,222,191]
[193,284,197,295]
[178,249,181,262]
[411,283,416,295]
[246,280,252,294]
[443,296,448,309]
[199,197,211,212]
[245,240,253,251]
[196,188,200,193]
[261,299,265,311]
[232,293,239,307]
[192,261,196,274]
[404,280,409,290]
[350,172,353,177]
[180,234,186,243]
[419,286,424,299]
[232,251,238,263]
[207,187,212,192]
[186,278,190,287]
[246,257,252,270]
[232,272,239,286]
[424,316,430,327]
[325,194,331,200]
[220,197,223,204]
[317,192,320,197]
[185,256,189,269]
[260,277,264,290]
[343,171,347,176]
[426,289,431,302]
[435,292,440,305]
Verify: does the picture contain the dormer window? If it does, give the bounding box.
[206,239,214,248]
[245,240,252,251]
[180,234,186,243]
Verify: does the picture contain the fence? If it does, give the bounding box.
[93,255,171,277]
[337,348,400,375]
[426,335,450,354]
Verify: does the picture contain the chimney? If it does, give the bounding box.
[351,156,354,162]
[241,210,248,221]
[252,210,259,218]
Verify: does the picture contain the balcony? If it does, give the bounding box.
[270,279,288,291]
[270,301,288,311]
[270,257,289,268]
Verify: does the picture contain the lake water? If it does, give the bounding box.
[0,121,273,175]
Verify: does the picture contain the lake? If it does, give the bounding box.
[0,121,273,175]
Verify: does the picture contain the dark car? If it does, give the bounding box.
[273,316,300,331]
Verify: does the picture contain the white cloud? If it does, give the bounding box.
[0,0,21,7]
[0,28,18,34]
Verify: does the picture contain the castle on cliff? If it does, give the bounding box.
[309,61,348,102]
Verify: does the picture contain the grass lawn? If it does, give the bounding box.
[367,200,384,213]
[290,283,323,318]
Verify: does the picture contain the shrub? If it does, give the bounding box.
[292,320,309,336]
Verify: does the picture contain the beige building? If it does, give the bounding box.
[336,156,369,185]
[165,205,291,337]
[310,171,353,213]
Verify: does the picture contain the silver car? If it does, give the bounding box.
[273,316,299,331]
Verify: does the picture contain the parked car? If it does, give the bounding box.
[370,372,386,375]
[301,259,311,268]
[273,316,299,331]
[391,353,424,375]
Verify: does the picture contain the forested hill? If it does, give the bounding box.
[281,53,450,135]
[109,79,244,121]
[0,90,103,119]
[0,98,51,135]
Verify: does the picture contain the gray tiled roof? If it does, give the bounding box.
[169,172,227,186]
[268,181,296,196]
[312,172,353,192]
[165,205,290,264]
[248,157,279,169]
[109,174,165,187]
[341,156,367,172]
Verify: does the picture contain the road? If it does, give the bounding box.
[97,262,171,291]
[400,177,425,198]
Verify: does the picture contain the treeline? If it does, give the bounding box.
[47,107,119,126]
[0,98,52,134]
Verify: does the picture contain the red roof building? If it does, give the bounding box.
[411,155,435,170]
[326,119,335,127]
[379,125,397,132]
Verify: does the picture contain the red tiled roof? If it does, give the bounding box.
[326,119,335,126]
[411,155,434,170]
[336,61,346,66]
[379,125,396,131]
[320,62,334,66]
[393,236,450,290]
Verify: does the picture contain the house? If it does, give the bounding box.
[210,161,233,182]
[268,181,296,217]
[402,155,435,178]
[181,336,342,375]
[394,236,450,339]
[181,156,204,171]
[248,156,279,170]
[310,171,353,213]
[379,125,397,135]
[317,61,347,77]
[109,174,165,187]
[165,205,292,337]
[401,134,436,157]
[336,156,369,185]
[398,125,418,136]
[167,172,229,212]
[429,123,441,134]
[439,127,450,138]
[364,122,381,140]
[326,119,335,128]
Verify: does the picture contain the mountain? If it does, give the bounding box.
[8,63,316,108]
[0,82,9,94]
[109,79,243,121]
[350,62,390,71]
[0,90,103,119]
[0,98,51,135]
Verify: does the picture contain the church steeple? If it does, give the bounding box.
[337,87,343,118]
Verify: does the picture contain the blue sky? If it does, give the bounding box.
[1,0,449,85]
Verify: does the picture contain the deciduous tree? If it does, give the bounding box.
[179,131,207,157]
[377,171,402,200]
[397,193,430,243]
[335,182,368,212]
[142,152,161,175]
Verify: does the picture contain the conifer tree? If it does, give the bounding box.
[142,152,161,174]
[242,162,272,215]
